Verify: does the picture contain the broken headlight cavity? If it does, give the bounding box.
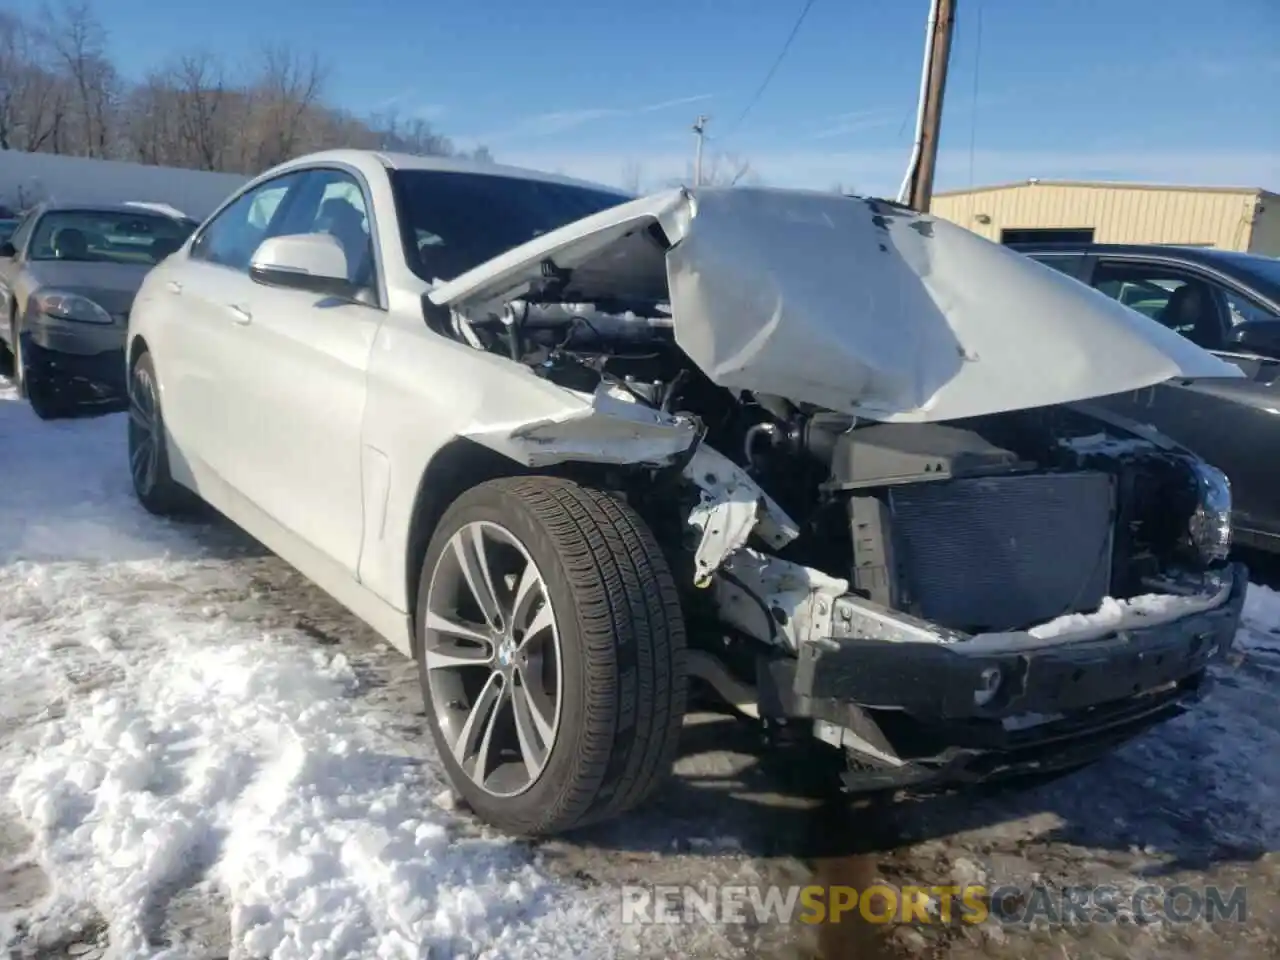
[1187,462,1232,564]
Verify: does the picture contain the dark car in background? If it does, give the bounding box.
[0,201,196,418]
[1013,242,1280,553]
[0,218,18,246]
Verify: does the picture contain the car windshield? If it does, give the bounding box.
[28,210,196,265]
[390,170,631,282]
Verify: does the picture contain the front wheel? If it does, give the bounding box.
[417,476,688,836]
[128,349,197,515]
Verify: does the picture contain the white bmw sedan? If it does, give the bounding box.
[127,148,1246,838]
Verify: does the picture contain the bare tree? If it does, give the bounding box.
[701,151,755,187]
[41,0,119,157]
[170,53,233,170]
[244,45,326,170]
[665,151,757,189]
[0,2,490,174]
[0,11,66,152]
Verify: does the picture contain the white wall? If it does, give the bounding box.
[0,150,248,222]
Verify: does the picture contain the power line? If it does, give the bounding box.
[717,0,820,144]
[967,0,984,188]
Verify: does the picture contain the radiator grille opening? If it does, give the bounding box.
[887,471,1115,633]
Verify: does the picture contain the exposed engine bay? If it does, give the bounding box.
[438,278,1242,794]
[451,296,1233,634]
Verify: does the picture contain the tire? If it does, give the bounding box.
[10,314,26,397]
[13,322,70,420]
[127,349,198,515]
[416,476,687,836]
[0,315,12,375]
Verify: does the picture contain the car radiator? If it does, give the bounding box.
[886,471,1116,633]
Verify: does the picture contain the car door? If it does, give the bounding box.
[216,166,384,577]
[1081,256,1280,541]
[159,172,305,479]
[0,212,37,349]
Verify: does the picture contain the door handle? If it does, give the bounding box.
[228,304,252,325]
[166,280,182,294]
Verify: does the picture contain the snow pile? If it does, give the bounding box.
[1239,581,1280,654]
[1028,591,1200,640]
[0,392,201,567]
[0,394,618,959]
[0,558,617,958]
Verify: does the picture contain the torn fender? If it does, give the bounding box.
[459,380,799,582]
[459,381,698,468]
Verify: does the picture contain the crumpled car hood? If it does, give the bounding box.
[429,186,1242,422]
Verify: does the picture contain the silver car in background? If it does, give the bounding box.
[0,202,196,419]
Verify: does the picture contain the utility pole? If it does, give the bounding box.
[904,0,957,212]
[692,115,709,186]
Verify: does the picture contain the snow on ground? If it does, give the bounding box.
[0,388,622,959]
[4,372,1280,960]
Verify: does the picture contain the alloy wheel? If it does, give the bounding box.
[127,362,160,494]
[423,520,564,798]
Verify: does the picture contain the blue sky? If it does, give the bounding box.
[13,0,1279,194]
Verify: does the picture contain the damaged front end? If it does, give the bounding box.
[427,185,1247,795]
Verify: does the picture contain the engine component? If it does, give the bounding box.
[877,471,1117,632]
[829,422,1030,490]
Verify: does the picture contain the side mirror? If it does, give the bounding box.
[1224,320,1280,360]
[0,241,16,259]
[249,233,357,299]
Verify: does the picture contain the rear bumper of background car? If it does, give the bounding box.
[756,562,1248,793]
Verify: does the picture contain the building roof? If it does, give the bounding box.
[934,179,1274,198]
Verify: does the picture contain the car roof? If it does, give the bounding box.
[1012,241,1255,263]
[30,201,192,219]
[1015,242,1280,302]
[263,148,633,199]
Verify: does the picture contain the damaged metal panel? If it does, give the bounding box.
[457,380,799,591]
[715,548,848,652]
[432,185,1242,425]
[683,445,799,586]
[459,381,698,467]
[665,190,1242,422]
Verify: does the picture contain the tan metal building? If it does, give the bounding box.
[931,180,1280,256]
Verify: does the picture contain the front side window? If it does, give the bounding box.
[1091,261,1226,349]
[271,169,376,290]
[189,174,303,272]
[26,210,195,266]
[1224,288,1278,327]
[390,169,630,283]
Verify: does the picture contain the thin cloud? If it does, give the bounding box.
[481,93,714,142]
[809,107,902,140]
[369,89,447,121]
[637,93,714,114]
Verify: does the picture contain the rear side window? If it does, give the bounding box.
[1092,261,1226,349]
